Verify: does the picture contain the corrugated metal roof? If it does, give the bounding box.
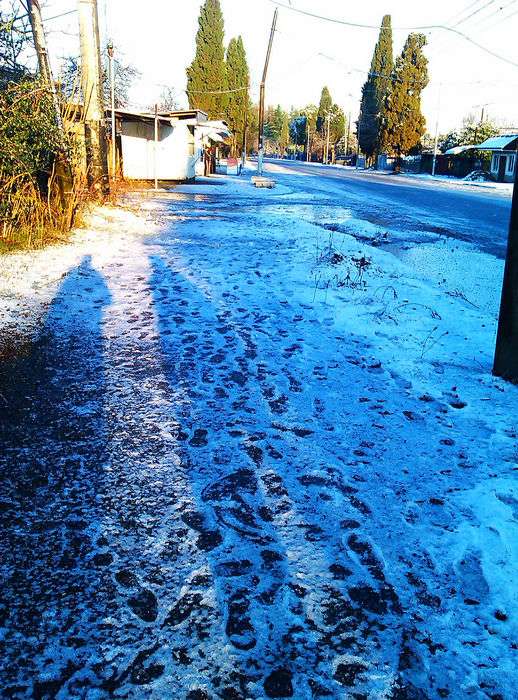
[444,145,475,155]
[477,134,518,150]
[114,108,204,125]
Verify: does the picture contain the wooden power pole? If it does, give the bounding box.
[27,0,62,128]
[78,0,109,194]
[325,112,331,165]
[258,8,278,175]
[493,167,518,382]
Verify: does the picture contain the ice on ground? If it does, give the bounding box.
[0,167,517,699]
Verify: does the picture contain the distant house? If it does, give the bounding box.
[114,108,208,182]
[476,134,518,183]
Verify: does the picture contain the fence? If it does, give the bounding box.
[376,152,491,178]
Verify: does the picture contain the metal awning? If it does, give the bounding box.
[113,108,206,127]
[197,120,231,140]
[476,134,518,150]
[444,145,475,155]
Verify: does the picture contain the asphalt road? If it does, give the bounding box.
[264,159,512,259]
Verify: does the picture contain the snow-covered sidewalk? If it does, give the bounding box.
[0,171,517,699]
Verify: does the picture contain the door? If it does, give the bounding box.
[497,154,507,182]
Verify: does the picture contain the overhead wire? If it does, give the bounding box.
[428,0,496,53]
[43,9,77,22]
[186,85,250,95]
[483,0,518,28]
[452,0,496,26]
[471,0,517,26]
[267,0,518,67]
[445,0,488,24]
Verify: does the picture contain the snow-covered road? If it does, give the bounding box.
[1,169,517,699]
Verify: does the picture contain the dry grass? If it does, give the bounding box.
[0,164,89,252]
[0,80,98,253]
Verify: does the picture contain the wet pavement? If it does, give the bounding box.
[271,160,511,258]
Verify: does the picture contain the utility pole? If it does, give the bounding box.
[78,0,109,194]
[241,107,248,169]
[356,117,361,170]
[325,112,331,165]
[324,112,331,165]
[107,42,116,179]
[154,104,159,191]
[27,0,62,129]
[345,112,351,157]
[431,83,442,177]
[474,107,486,145]
[258,8,278,175]
[306,116,311,162]
[493,167,518,382]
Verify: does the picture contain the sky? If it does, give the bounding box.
[23,0,518,133]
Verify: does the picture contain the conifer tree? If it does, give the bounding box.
[225,35,250,155]
[358,15,393,162]
[186,0,228,118]
[329,104,346,150]
[271,105,285,141]
[316,86,332,134]
[280,113,290,155]
[381,33,429,166]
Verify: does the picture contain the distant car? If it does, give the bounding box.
[334,156,354,166]
[464,170,495,182]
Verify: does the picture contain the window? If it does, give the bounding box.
[188,125,195,156]
[492,154,498,171]
[508,154,515,173]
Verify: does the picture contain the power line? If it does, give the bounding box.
[43,9,77,22]
[428,0,487,54]
[470,0,517,26]
[499,5,518,20]
[267,0,518,67]
[483,0,518,28]
[446,0,487,24]
[452,0,496,27]
[276,25,516,91]
[186,85,249,95]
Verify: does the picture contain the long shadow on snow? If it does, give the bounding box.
[148,252,330,698]
[0,256,114,698]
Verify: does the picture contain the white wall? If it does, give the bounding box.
[120,120,198,181]
[490,152,516,183]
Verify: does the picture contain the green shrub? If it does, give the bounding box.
[0,79,84,250]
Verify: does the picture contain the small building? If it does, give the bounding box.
[114,108,208,182]
[194,120,232,176]
[476,134,518,183]
[64,105,231,183]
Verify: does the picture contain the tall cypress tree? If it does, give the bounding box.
[358,14,393,161]
[381,33,429,165]
[225,35,249,155]
[186,0,227,118]
[280,113,290,155]
[316,86,332,134]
